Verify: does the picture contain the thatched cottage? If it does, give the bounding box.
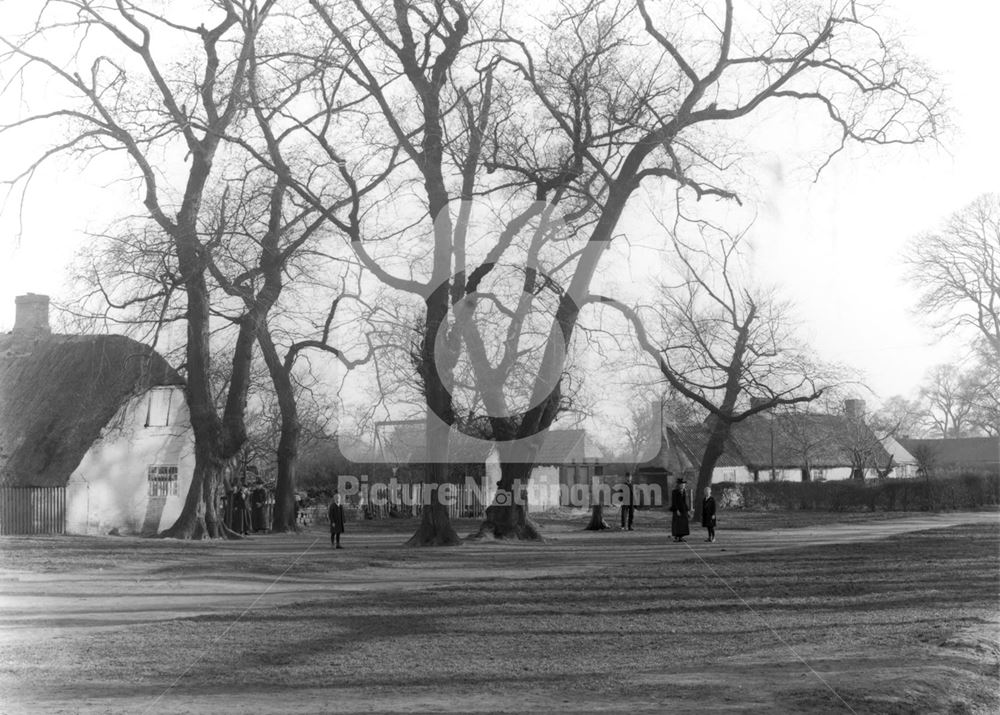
[0,294,194,535]
[661,401,909,483]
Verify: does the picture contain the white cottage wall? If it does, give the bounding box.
[711,466,754,483]
[65,386,194,535]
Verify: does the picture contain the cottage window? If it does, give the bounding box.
[148,465,179,496]
[811,468,825,481]
[145,388,173,427]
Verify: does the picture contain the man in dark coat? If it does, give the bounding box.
[328,493,346,549]
[669,477,690,542]
[620,471,635,530]
[701,486,717,542]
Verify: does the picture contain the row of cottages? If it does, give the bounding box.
[349,419,604,513]
[658,400,913,484]
[0,294,195,535]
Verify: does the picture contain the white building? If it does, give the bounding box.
[0,294,195,535]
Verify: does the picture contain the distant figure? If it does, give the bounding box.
[670,477,690,543]
[701,486,717,543]
[232,482,251,535]
[251,482,268,533]
[328,493,346,549]
[620,471,635,531]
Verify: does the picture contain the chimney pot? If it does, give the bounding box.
[844,399,866,421]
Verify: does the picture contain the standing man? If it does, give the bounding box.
[620,471,635,531]
[670,477,691,543]
[328,493,346,549]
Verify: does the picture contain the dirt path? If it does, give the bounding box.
[1,511,994,633]
[1,512,997,715]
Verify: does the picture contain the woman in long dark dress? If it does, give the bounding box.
[670,478,690,542]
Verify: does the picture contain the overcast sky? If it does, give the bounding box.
[0,1,996,407]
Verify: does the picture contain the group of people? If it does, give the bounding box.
[322,474,718,549]
[619,471,717,542]
[669,477,716,543]
[223,481,272,535]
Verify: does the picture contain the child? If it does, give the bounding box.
[702,486,717,543]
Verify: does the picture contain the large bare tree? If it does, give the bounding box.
[592,222,836,516]
[0,1,276,538]
[245,0,943,542]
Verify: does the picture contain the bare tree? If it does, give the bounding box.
[593,222,835,515]
[873,394,926,439]
[203,168,373,532]
[841,402,896,479]
[966,337,1000,437]
[918,363,982,438]
[220,0,942,541]
[0,1,280,538]
[906,193,1000,356]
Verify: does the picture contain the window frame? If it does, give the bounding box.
[147,464,179,497]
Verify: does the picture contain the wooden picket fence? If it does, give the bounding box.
[0,487,66,535]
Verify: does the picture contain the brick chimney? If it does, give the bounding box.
[844,398,866,421]
[13,293,51,336]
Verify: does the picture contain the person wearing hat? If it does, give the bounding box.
[669,477,691,542]
[328,492,346,549]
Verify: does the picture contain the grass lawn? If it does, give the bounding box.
[0,511,997,714]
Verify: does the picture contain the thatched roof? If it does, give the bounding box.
[0,333,183,487]
[667,412,892,472]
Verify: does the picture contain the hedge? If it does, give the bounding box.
[715,472,1000,512]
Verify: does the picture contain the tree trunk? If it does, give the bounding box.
[585,504,609,530]
[406,376,460,546]
[160,449,233,539]
[407,284,460,546]
[159,259,253,539]
[271,419,299,532]
[258,327,299,533]
[471,460,543,540]
[407,459,460,546]
[407,499,461,546]
[693,419,731,521]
